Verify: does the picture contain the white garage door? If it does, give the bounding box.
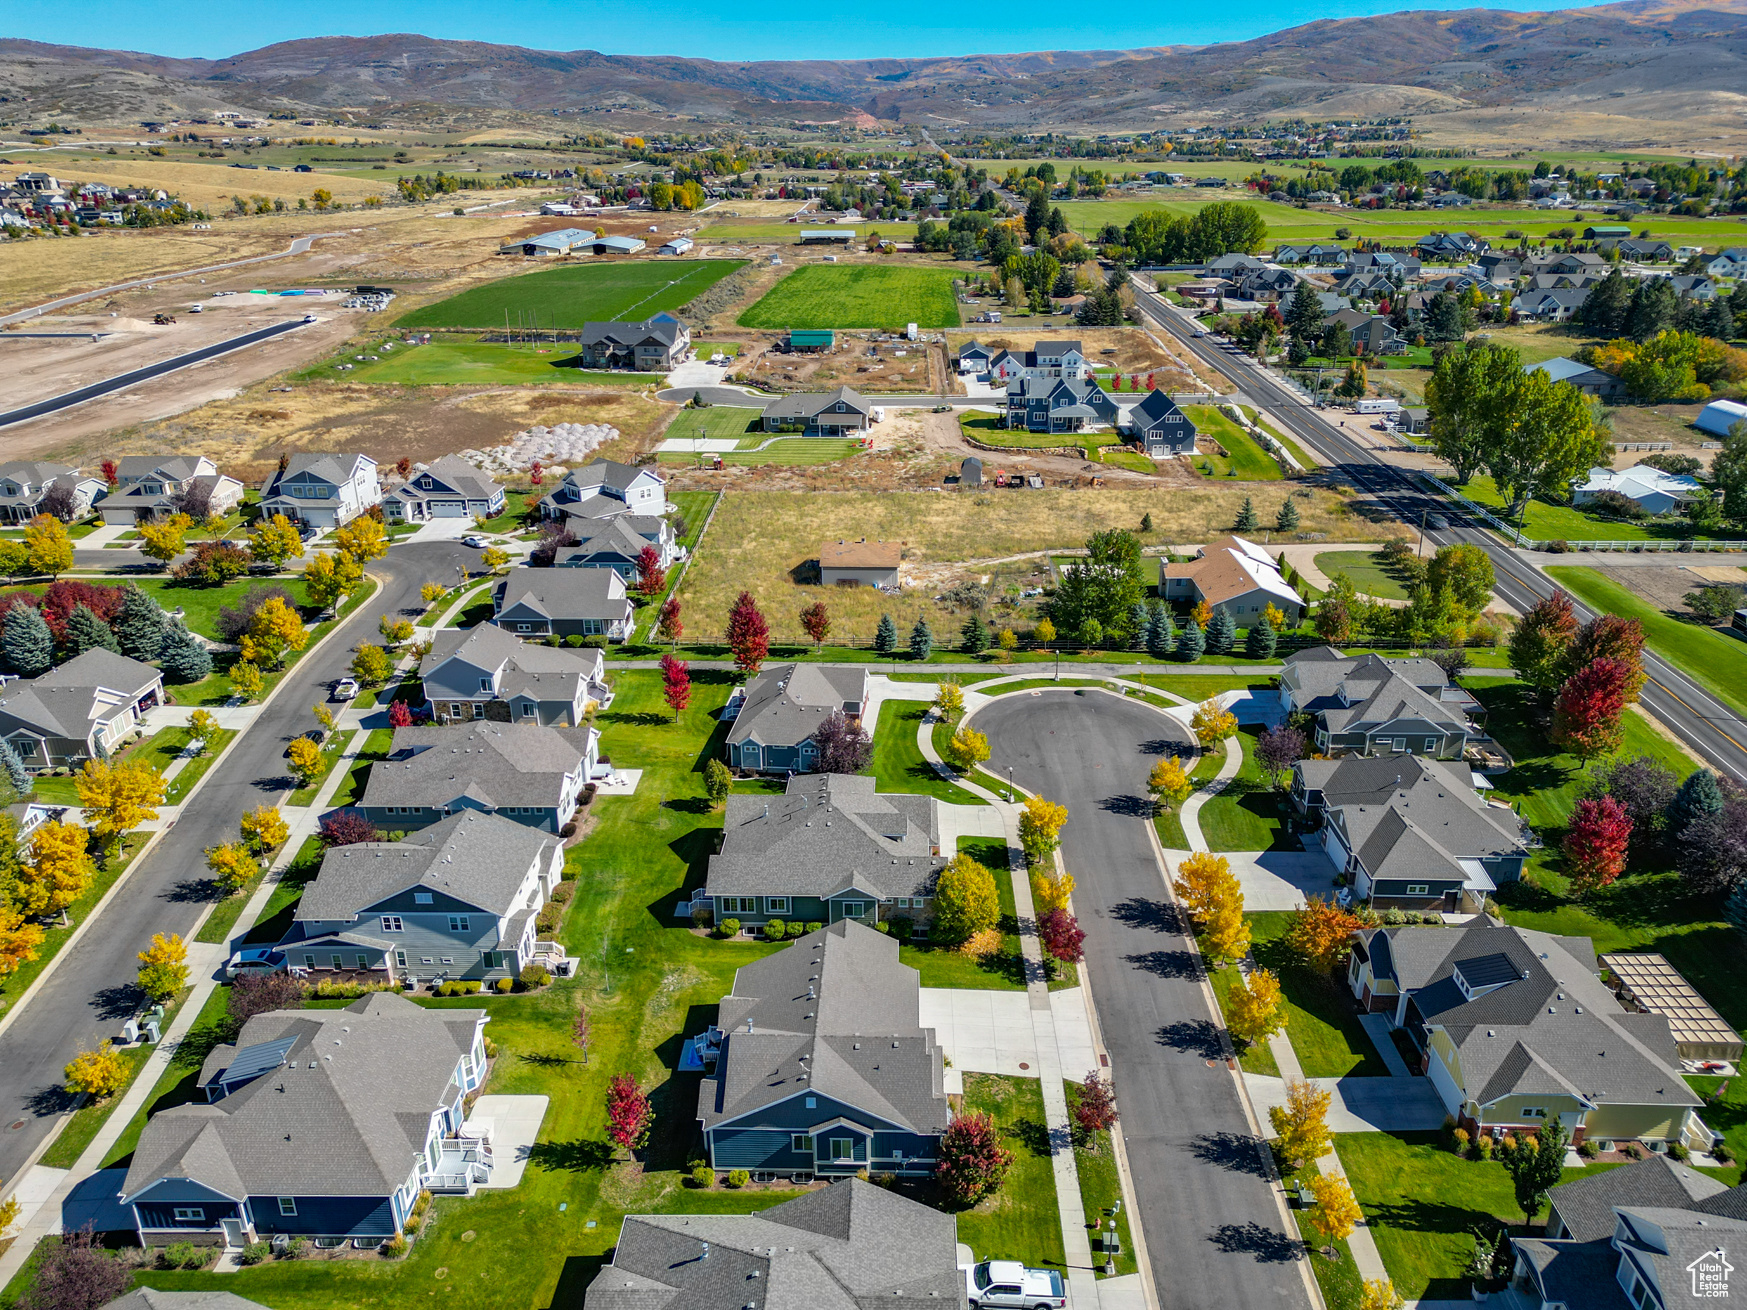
[431,500,467,518]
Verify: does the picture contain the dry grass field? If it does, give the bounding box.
[675,486,1377,644]
[50,160,394,209]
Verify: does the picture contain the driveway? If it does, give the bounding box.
[976,690,1312,1310]
[1225,851,1341,911]
[1244,1075,1448,1134]
[918,987,1097,1080]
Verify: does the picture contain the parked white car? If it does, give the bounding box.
[332,677,360,700]
[962,1261,1066,1310]
[225,948,287,978]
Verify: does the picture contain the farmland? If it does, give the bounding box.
[298,338,646,386]
[698,219,920,244]
[738,264,962,330]
[395,259,747,330]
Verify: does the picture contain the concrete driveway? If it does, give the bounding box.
[918,987,1097,1080]
[1226,850,1341,911]
[1244,1074,1447,1134]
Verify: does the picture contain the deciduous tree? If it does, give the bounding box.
[1567,615,1646,703]
[248,513,305,567]
[1072,1071,1118,1141]
[799,601,830,650]
[319,810,378,847]
[23,514,73,579]
[933,679,965,723]
[1228,966,1287,1046]
[944,725,990,772]
[1305,1174,1364,1258]
[1499,1117,1569,1225]
[936,1110,1013,1205]
[1202,892,1251,966]
[725,591,770,673]
[378,614,414,647]
[1359,1279,1405,1310]
[1031,869,1075,915]
[205,842,257,895]
[240,596,307,669]
[302,550,362,611]
[1268,1077,1333,1167]
[1191,697,1238,748]
[230,660,264,701]
[606,1074,653,1151]
[230,970,307,1025]
[1509,590,1579,694]
[15,820,93,918]
[934,853,1000,944]
[77,758,166,853]
[332,516,388,562]
[136,931,189,1000]
[1284,895,1364,974]
[656,597,683,647]
[1551,658,1633,760]
[0,906,46,979]
[64,1041,127,1099]
[350,643,392,686]
[1255,725,1307,788]
[816,710,872,773]
[660,653,691,722]
[1565,795,1632,894]
[239,804,288,854]
[137,512,193,566]
[286,736,324,788]
[1038,907,1086,962]
[1018,795,1068,865]
[1147,756,1192,812]
[1174,851,1236,922]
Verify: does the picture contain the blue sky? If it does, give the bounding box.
[29,0,1587,61]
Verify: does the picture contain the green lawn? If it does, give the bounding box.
[1152,747,1225,850]
[1202,954,1281,1077]
[331,726,394,807]
[1546,565,1747,722]
[1064,1082,1137,1279]
[1689,1075,1746,1187]
[901,837,1025,990]
[953,1074,1065,1269]
[1249,912,1390,1079]
[1181,406,1283,481]
[738,264,962,330]
[241,837,325,947]
[1196,728,1293,853]
[299,338,646,387]
[868,699,989,805]
[396,259,747,330]
[959,413,1126,451]
[657,438,865,467]
[285,730,355,806]
[159,729,238,805]
[1315,549,1417,601]
[1129,675,1277,703]
[1452,475,1735,544]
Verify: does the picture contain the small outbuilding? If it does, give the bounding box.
[818,539,901,589]
[960,456,983,488]
[786,329,834,353]
[799,230,854,244]
[1697,399,1747,438]
[659,236,693,255]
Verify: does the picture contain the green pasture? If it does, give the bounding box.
[396,259,747,330]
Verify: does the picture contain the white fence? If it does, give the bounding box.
[1416,471,1747,553]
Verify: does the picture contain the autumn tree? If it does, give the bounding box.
[933,678,965,723]
[205,842,257,895]
[1508,590,1578,694]
[187,708,220,755]
[1173,851,1236,922]
[936,1110,1014,1205]
[1552,658,1633,759]
[318,810,378,847]
[1499,1117,1570,1225]
[606,1074,653,1152]
[240,595,308,669]
[815,710,872,773]
[77,758,167,853]
[15,820,94,918]
[136,932,189,1000]
[379,614,414,647]
[239,804,288,854]
[1147,756,1192,812]
[1255,725,1307,789]
[656,596,683,647]
[1228,966,1287,1047]
[1284,895,1365,974]
[1203,889,1251,967]
[0,906,46,979]
[944,725,990,773]
[798,601,831,650]
[660,652,691,722]
[725,591,770,673]
[1038,907,1086,962]
[1359,1279,1405,1310]
[351,643,392,685]
[20,1224,132,1310]
[230,970,308,1025]
[1305,1173,1364,1258]
[1018,795,1068,866]
[64,1040,127,1098]
[1564,795,1632,894]
[286,736,324,788]
[249,513,305,567]
[24,514,73,579]
[137,512,193,566]
[230,660,264,701]
[1031,868,1075,915]
[302,550,362,610]
[1567,614,1647,702]
[1268,1077,1333,1167]
[934,853,1000,944]
[333,515,388,562]
[1072,1071,1118,1142]
[420,581,447,609]
[1191,697,1238,748]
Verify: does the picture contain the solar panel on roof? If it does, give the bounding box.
[218,1036,296,1086]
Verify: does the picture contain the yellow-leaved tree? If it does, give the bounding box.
[15,819,94,917]
[239,803,288,854]
[64,1040,127,1098]
[350,643,392,685]
[1191,697,1238,748]
[248,513,305,567]
[240,595,308,669]
[1359,1279,1404,1310]
[379,614,415,647]
[333,515,388,562]
[24,514,72,579]
[933,679,965,723]
[137,512,193,566]
[1263,601,1289,631]
[303,549,362,611]
[420,581,447,608]
[286,735,324,788]
[187,707,220,755]
[1268,1077,1333,1168]
[77,758,168,853]
[1031,869,1075,915]
[1147,756,1192,812]
[1034,618,1056,645]
[1228,966,1286,1046]
[230,660,264,701]
[136,931,189,1000]
[1305,1173,1364,1258]
[1202,889,1251,966]
[1172,851,1234,922]
[1018,795,1068,866]
[933,853,1000,945]
[944,726,990,772]
[206,841,257,895]
[0,906,47,978]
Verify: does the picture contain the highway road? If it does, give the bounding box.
[977,691,1312,1310]
[0,542,477,1185]
[1131,280,1747,784]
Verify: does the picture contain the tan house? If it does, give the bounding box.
[1160,534,1303,625]
[818,539,901,589]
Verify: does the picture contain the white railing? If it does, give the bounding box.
[1415,471,1747,553]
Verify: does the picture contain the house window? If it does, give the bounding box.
[516,623,531,633]
[582,619,605,636]
[450,916,470,932]
[440,957,454,965]
[173,1208,204,1221]
[1521,1107,1548,1119]
[831,1139,855,1161]
[278,1197,298,1216]
[1424,738,1438,752]
[414,893,432,904]
[472,703,485,719]
[381,916,404,932]
[805,1097,817,1109]
[1405,884,1430,896]
[395,950,408,969]
[765,897,789,914]
[521,704,536,719]
[1392,738,1408,752]
[479,679,492,693]
[792,1134,814,1152]
[839,901,866,918]
[303,954,316,970]
[331,954,344,970]
[482,952,500,970]
[718,897,755,914]
[356,954,370,970]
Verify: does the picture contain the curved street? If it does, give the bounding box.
[974,690,1312,1310]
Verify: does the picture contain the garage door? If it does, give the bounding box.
[431,500,467,518]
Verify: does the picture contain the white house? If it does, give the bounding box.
[1572,465,1703,515]
[258,454,382,532]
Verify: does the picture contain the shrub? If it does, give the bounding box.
[281,1237,308,1260]
[519,965,551,988]
[239,1241,271,1266]
[536,904,562,934]
[1670,1142,1690,1162]
[726,1169,750,1189]
[381,1234,408,1258]
[764,918,787,940]
[582,635,608,649]
[690,1165,714,1188]
[161,1241,200,1270]
[1451,1128,1471,1155]
[1381,908,1404,925]
[784,920,806,938]
[806,921,822,933]
[550,880,575,903]
[1626,1141,1648,1159]
[1476,1134,1494,1160]
[1714,1143,1735,1163]
[718,918,741,938]
[496,977,514,993]
[560,820,579,837]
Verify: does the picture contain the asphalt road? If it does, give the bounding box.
[1131,282,1747,784]
[975,690,1312,1310]
[0,542,477,1184]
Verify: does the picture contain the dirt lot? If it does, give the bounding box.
[1607,404,1717,469]
[1593,563,1744,619]
[735,334,943,393]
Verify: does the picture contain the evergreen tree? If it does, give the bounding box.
[63,603,120,657]
[2,605,53,677]
[1276,497,1301,532]
[1704,297,1736,342]
[112,583,170,662]
[1286,280,1323,344]
[1127,601,1151,651]
[157,624,212,684]
[873,613,898,655]
[1627,276,1677,343]
[1234,497,1260,532]
[1146,604,1175,659]
[1580,267,1632,337]
[1666,769,1725,837]
[0,736,27,795]
[1175,618,1205,663]
[1205,605,1236,655]
[1246,614,1278,660]
[909,617,934,662]
[960,612,989,653]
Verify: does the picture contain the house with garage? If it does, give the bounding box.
[1204,253,1268,277]
[554,515,678,577]
[586,1180,967,1310]
[1572,464,1702,515]
[384,457,505,523]
[0,648,163,773]
[1323,307,1405,355]
[1511,287,1592,323]
[539,460,667,526]
[1126,389,1199,456]
[1279,647,1485,759]
[1416,232,1488,260]
[981,340,1093,385]
[575,316,689,371]
[120,993,492,1250]
[493,568,635,643]
[258,453,381,533]
[704,773,943,933]
[1666,274,1717,302]
[759,386,874,435]
[1344,922,1712,1156]
[1512,1191,1747,1310]
[695,920,949,1176]
[1703,247,1747,278]
[421,622,613,725]
[1292,753,1529,912]
[1160,534,1304,626]
[276,810,564,985]
[1003,375,1119,433]
[0,461,105,525]
[1527,357,1625,399]
[725,664,869,774]
[98,456,245,526]
[1231,267,1299,302]
[956,341,995,374]
[1346,251,1422,278]
[1273,243,1348,265]
[356,721,599,833]
[818,539,901,589]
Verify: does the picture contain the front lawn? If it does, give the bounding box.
[1314,549,1417,601]
[1181,406,1283,481]
[285,730,355,806]
[901,837,1025,990]
[1249,912,1390,1079]
[331,727,394,807]
[1064,1081,1137,1279]
[953,1074,1065,1269]
[1452,475,1736,544]
[1152,747,1225,850]
[1689,1074,1746,1187]
[1201,954,1281,1077]
[869,699,989,806]
[1195,728,1293,853]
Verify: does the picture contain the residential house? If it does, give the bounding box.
[1572,464,1702,515]
[575,316,689,371]
[1323,308,1405,355]
[818,539,900,589]
[554,515,678,578]
[1512,288,1592,322]
[586,1182,967,1310]
[956,341,995,374]
[539,460,667,526]
[760,386,874,435]
[258,453,381,532]
[725,664,869,773]
[696,921,949,1174]
[1476,253,1523,280]
[0,461,105,525]
[1703,247,1747,278]
[1345,251,1422,277]
[1613,238,1676,263]
[98,456,244,526]
[1417,232,1488,260]
[1159,534,1304,626]
[1203,253,1268,277]
[1344,923,1711,1153]
[1527,356,1625,399]
[1272,243,1348,265]
[1004,376,1119,433]
[1666,273,1717,302]
[120,994,492,1249]
[1232,267,1299,302]
[705,773,943,931]
[1522,272,1602,292]
[384,457,505,523]
[1279,647,1485,760]
[493,567,635,643]
[1512,1193,1747,1309]
[356,721,600,833]
[277,810,564,984]
[1399,407,1430,435]
[1126,389,1199,456]
[0,648,163,773]
[1333,270,1398,300]
[421,623,612,725]
[1536,252,1606,277]
[1292,753,1528,911]
[1545,1156,1735,1243]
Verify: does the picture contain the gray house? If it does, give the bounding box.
[725,664,869,773]
[575,316,689,371]
[1280,647,1484,760]
[1529,357,1625,399]
[586,1181,967,1310]
[760,386,873,435]
[0,648,163,773]
[356,721,600,833]
[1514,1197,1747,1310]
[421,623,613,725]
[539,460,667,526]
[258,453,381,532]
[277,810,564,985]
[384,456,506,523]
[1004,376,1119,433]
[696,921,949,1175]
[1323,308,1405,355]
[98,456,244,526]
[493,568,634,642]
[121,994,491,1249]
[1543,1156,1736,1244]
[553,515,678,577]
[705,773,942,932]
[0,461,105,525]
[1126,389,1199,456]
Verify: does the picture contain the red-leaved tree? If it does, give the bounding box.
[230,970,308,1025]
[661,652,691,722]
[606,1074,653,1152]
[799,601,831,651]
[1564,795,1632,894]
[1072,1071,1118,1142]
[636,545,667,597]
[1551,658,1633,760]
[726,590,770,673]
[936,1109,1014,1205]
[389,698,413,728]
[319,810,380,847]
[19,1224,130,1310]
[1038,908,1086,963]
[100,459,119,487]
[1568,615,1647,703]
[656,596,683,648]
[530,459,544,487]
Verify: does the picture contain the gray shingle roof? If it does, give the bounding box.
[586,1180,966,1310]
[101,1289,270,1310]
[359,722,595,812]
[707,773,942,902]
[1617,1206,1747,1302]
[494,568,630,622]
[760,386,870,421]
[263,452,374,493]
[122,993,484,1202]
[568,460,660,495]
[1509,1236,1632,1310]
[556,516,666,564]
[1280,651,1470,733]
[578,318,685,348]
[0,648,161,740]
[727,664,866,751]
[115,456,209,482]
[1549,1156,1728,1242]
[424,624,606,705]
[390,456,503,504]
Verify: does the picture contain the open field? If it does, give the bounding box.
[395,259,746,330]
[738,264,962,330]
[297,338,646,387]
[1315,549,1415,600]
[698,219,920,244]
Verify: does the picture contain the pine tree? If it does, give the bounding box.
[1234,497,1260,532]
[2,605,53,677]
[1276,497,1301,532]
[1246,614,1278,659]
[1667,769,1725,838]
[0,735,28,794]
[1146,604,1175,659]
[1175,618,1205,663]
[62,604,119,657]
[910,617,934,662]
[873,613,898,655]
[112,583,170,662]
[157,624,212,684]
[1205,606,1236,655]
[1127,601,1151,651]
[960,613,989,653]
